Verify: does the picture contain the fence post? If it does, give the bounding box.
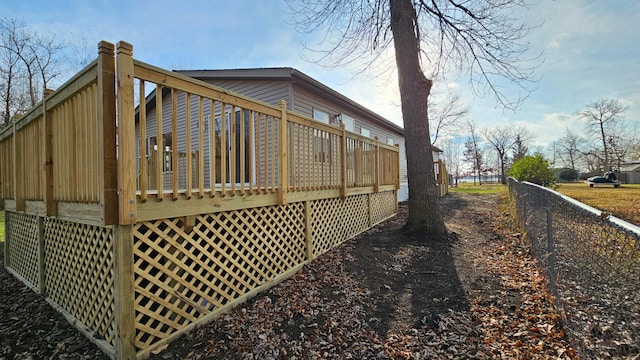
[115,41,137,225]
[545,191,557,298]
[340,123,347,199]
[113,224,136,359]
[97,41,118,225]
[278,100,288,205]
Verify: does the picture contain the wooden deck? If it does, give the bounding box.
[0,41,400,359]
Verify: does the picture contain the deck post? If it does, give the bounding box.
[304,200,313,260]
[97,41,118,225]
[114,42,137,360]
[278,100,288,205]
[374,136,380,193]
[395,144,400,190]
[368,193,373,227]
[113,224,136,360]
[115,41,137,225]
[13,123,24,211]
[42,88,57,217]
[36,215,46,294]
[340,123,347,199]
[3,212,9,268]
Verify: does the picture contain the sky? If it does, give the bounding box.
[3,0,640,157]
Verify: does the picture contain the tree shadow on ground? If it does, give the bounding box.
[344,195,480,338]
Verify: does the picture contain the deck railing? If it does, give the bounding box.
[0,43,117,223]
[123,53,400,223]
[0,40,401,359]
[0,42,399,225]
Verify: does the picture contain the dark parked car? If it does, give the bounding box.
[586,171,621,187]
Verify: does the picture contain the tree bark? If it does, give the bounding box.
[389,0,446,236]
[599,120,609,170]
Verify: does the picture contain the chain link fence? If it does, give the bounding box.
[508,178,640,359]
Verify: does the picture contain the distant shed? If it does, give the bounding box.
[619,160,640,184]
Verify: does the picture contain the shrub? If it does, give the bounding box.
[556,168,579,182]
[509,154,555,186]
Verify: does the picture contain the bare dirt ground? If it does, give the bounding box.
[1,192,573,359]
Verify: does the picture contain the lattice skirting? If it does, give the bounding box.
[3,191,397,355]
[44,219,116,347]
[4,214,116,349]
[371,191,398,225]
[5,212,40,289]
[131,191,397,352]
[311,195,369,256]
[132,202,308,350]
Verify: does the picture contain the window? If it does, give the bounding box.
[360,128,370,138]
[341,114,355,132]
[204,115,211,131]
[148,132,173,171]
[312,108,330,124]
[214,109,251,185]
[314,130,333,163]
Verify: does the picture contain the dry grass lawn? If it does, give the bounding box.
[554,182,640,225]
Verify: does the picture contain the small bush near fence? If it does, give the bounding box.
[508,178,640,359]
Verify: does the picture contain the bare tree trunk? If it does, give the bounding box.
[500,153,506,184]
[390,0,446,236]
[599,121,608,170]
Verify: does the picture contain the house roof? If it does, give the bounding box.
[174,68,405,136]
[620,162,640,172]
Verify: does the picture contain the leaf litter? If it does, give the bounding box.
[152,192,575,359]
[0,192,576,359]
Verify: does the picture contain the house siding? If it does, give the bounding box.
[290,85,408,200]
[140,90,275,191]
[619,163,640,184]
[139,71,412,201]
[291,86,340,124]
[200,79,292,108]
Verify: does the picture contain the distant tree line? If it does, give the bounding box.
[439,97,639,185]
[0,17,90,126]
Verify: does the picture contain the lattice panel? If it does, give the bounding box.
[132,202,307,351]
[371,191,397,225]
[311,194,369,257]
[44,219,116,347]
[5,212,39,289]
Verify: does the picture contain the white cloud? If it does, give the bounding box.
[5,0,639,152]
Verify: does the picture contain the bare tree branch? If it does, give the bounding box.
[578,98,628,171]
[287,0,540,234]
